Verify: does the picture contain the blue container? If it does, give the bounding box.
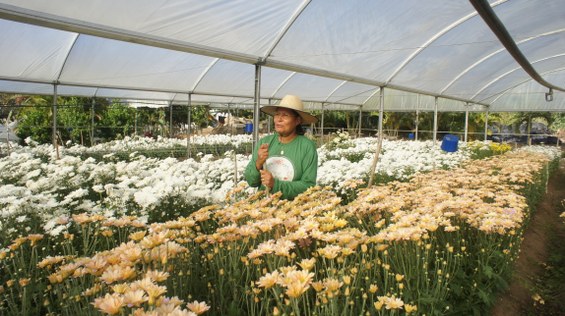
[441,134,459,152]
[408,132,415,140]
[244,123,253,133]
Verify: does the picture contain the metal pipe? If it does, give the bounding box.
[368,87,385,187]
[267,99,272,133]
[52,84,58,148]
[227,103,233,134]
[433,97,438,146]
[358,105,362,138]
[464,108,469,142]
[320,103,325,145]
[169,101,173,138]
[187,93,192,158]
[469,0,565,93]
[378,88,384,138]
[415,94,419,141]
[527,114,532,145]
[484,108,489,141]
[134,108,137,136]
[90,98,95,146]
[252,64,261,151]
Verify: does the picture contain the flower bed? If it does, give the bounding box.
[0,145,561,315]
[0,137,487,241]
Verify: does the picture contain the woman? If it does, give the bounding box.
[244,95,318,200]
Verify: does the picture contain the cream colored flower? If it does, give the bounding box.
[129,231,147,241]
[384,296,404,310]
[146,270,170,283]
[123,289,147,307]
[284,281,310,298]
[256,271,280,289]
[186,300,211,315]
[111,283,130,294]
[405,303,418,313]
[140,231,169,249]
[92,293,124,315]
[298,258,316,271]
[317,245,341,259]
[27,234,44,246]
[18,278,30,287]
[324,278,343,294]
[83,284,103,296]
[100,265,136,284]
[37,255,67,269]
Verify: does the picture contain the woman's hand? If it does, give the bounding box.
[260,170,274,189]
[256,143,269,171]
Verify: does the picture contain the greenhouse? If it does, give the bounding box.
[0,1,564,315]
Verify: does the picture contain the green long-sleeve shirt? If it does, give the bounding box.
[244,133,318,200]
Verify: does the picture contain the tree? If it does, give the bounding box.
[14,96,51,144]
[99,102,137,140]
[550,113,565,132]
[57,97,93,145]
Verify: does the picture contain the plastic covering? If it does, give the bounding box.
[0,0,563,112]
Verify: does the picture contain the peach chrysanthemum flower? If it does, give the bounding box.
[92,293,124,315]
[256,271,280,289]
[123,289,147,307]
[298,258,316,271]
[100,265,136,284]
[186,300,211,315]
[324,278,343,294]
[146,270,170,283]
[384,296,404,310]
[317,245,341,259]
[27,234,44,246]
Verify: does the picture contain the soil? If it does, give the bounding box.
[491,157,565,316]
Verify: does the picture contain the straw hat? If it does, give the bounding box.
[261,95,318,124]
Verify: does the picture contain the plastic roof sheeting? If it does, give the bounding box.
[0,0,563,112]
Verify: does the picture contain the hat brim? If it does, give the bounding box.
[261,106,318,124]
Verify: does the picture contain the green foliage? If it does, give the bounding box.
[550,113,565,131]
[57,97,94,145]
[16,102,51,144]
[190,104,213,129]
[99,101,137,140]
[6,91,565,146]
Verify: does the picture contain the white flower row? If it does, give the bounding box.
[0,135,560,238]
[515,145,562,160]
[15,134,254,157]
[317,138,472,190]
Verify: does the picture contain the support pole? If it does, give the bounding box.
[320,103,325,145]
[415,94,419,141]
[5,111,12,154]
[134,108,137,136]
[484,108,489,141]
[368,87,385,187]
[169,101,173,138]
[227,103,233,134]
[527,114,532,145]
[252,64,261,151]
[52,84,58,150]
[433,96,438,146]
[90,98,95,146]
[267,99,272,133]
[358,105,362,138]
[187,93,192,158]
[464,107,469,143]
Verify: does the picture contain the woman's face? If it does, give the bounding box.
[274,107,302,137]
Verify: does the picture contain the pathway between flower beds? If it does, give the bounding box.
[491,157,565,316]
